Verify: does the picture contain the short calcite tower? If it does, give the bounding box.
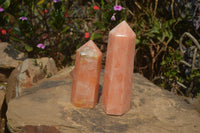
[102,21,136,115]
[71,40,102,108]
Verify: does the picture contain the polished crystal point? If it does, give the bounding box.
[102,21,136,115]
[71,40,102,108]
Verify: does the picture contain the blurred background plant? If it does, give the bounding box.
[0,0,200,98]
[0,0,128,67]
[123,0,200,98]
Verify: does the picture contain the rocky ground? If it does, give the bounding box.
[5,68,200,133]
[1,42,200,133]
[0,42,58,133]
[0,42,27,133]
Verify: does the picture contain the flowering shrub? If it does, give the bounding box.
[124,0,200,97]
[0,0,128,67]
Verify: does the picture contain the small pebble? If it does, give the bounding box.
[0,86,3,90]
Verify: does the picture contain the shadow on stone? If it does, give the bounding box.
[98,85,102,103]
[0,68,14,82]
[0,97,10,133]
[3,45,26,61]
[23,80,66,96]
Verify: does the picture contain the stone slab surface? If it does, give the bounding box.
[6,68,200,133]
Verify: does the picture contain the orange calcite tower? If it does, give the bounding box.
[71,40,102,108]
[102,21,136,115]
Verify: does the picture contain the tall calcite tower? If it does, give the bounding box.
[102,21,136,115]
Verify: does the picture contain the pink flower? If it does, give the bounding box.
[53,0,61,3]
[42,35,48,40]
[8,29,12,33]
[19,16,28,21]
[37,43,45,49]
[111,13,116,21]
[42,10,48,13]
[1,29,6,35]
[114,5,122,11]
[85,33,89,38]
[65,12,68,17]
[0,7,4,12]
[93,5,99,10]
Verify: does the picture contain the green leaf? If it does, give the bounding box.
[147,32,155,38]
[163,30,172,38]
[185,40,192,47]
[140,20,145,28]
[152,18,160,27]
[101,0,104,7]
[10,36,21,42]
[150,27,160,34]
[163,19,176,29]
[2,0,10,9]
[13,27,21,36]
[90,33,102,40]
[94,21,105,30]
[161,60,166,65]
[136,38,140,45]
[61,26,70,33]
[76,43,82,49]
[37,0,45,5]
[25,45,33,52]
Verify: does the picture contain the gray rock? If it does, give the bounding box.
[6,68,200,133]
[0,42,26,82]
[6,57,57,104]
[0,42,26,69]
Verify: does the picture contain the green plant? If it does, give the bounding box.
[128,0,178,80]
[1,0,128,68]
[157,32,200,97]
[159,47,184,95]
[179,32,200,97]
[123,0,200,97]
[32,59,52,78]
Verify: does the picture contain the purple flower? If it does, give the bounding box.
[0,7,4,12]
[53,0,61,3]
[111,13,116,21]
[37,43,45,49]
[114,5,122,11]
[19,16,28,21]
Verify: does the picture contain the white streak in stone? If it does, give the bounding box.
[16,85,19,97]
[80,46,96,57]
[115,34,127,37]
